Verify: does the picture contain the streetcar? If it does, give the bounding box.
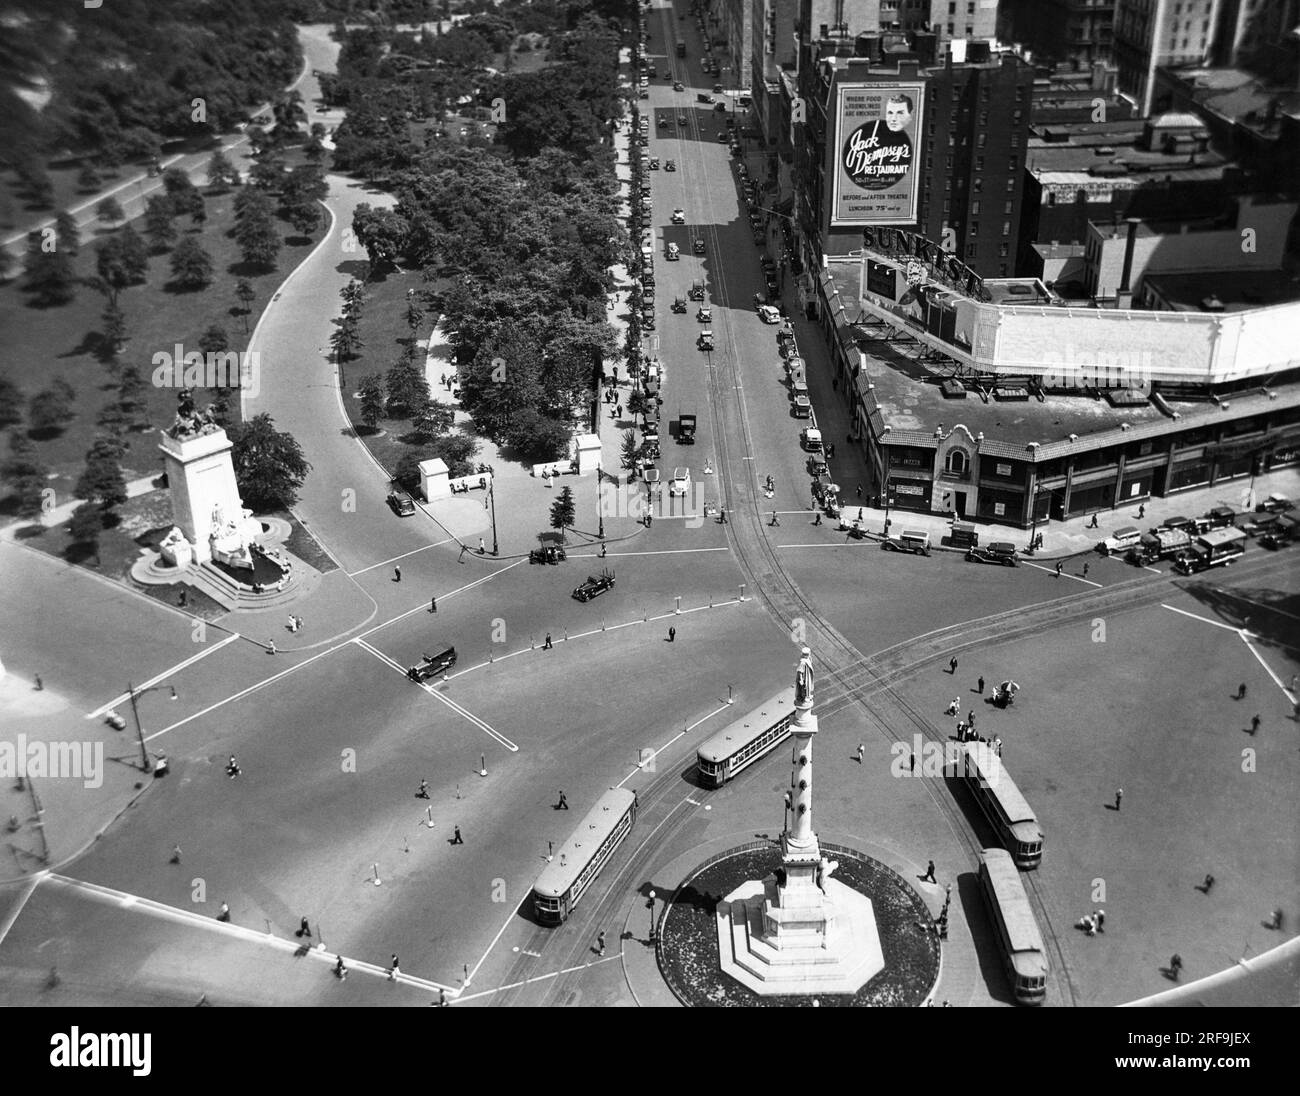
[532,788,638,925]
[696,687,797,787]
[978,847,1049,1005]
[959,742,1043,869]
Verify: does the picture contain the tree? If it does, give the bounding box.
[340,278,366,315]
[101,300,127,358]
[285,201,321,237]
[505,407,571,464]
[198,325,229,356]
[430,433,478,478]
[385,355,430,419]
[77,163,102,192]
[352,204,410,269]
[405,293,425,335]
[143,195,178,252]
[227,413,311,511]
[95,236,135,304]
[235,210,280,270]
[358,373,386,429]
[549,485,576,535]
[67,501,106,563]
[28,386,76,433]
[55,211,80,256]
[23,234,77,307]
[330,315,361,362]
[116,366,150,431]
[0,377,24,427]
[412,399,453,438]
[626,389,650,418]
[75,439,128,511]
[620,429,638,473]
[235,279,256,332]
[118,225,150,282]
[248,157,286,192]
[3,434,49,519]
[206,149,239,193]
[169,237,214,289]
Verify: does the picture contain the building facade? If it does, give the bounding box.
[999,0,1117,67]
[1113,0,1225,115]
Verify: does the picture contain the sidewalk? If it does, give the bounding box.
[805,470,1300,559]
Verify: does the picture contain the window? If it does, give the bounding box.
[998,243,1009,257]
[948,1,956,11]
[966,24,973,34]
[971,200,981,214]
[973,178,983,193]
[996,462,1011,476]
[975,156,984,171]
[970,221,980,236]
[943,199,951,213]
[945,178,951,191]
[978,111,988,125]
[947,22,955,33]
[999,264,1008,275]
[946,155,953,171]
[1010,132,1019,147]
[966,243,977,259]
[1002,221,1011,236]
[926,157,933,170]
[1008,156,1018,172]
[947,449,968,474]
[1004,201,1013,214]
[1015,86,1025,102]
[1007,177,1015,191]
[977,133,986,148]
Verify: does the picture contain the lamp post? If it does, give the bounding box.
[647,890,657,943]
[488,477,499,556]
[126,682,178,773]
[1027,482,1043,554]
[882,474,893,535]
[597,467,605,539]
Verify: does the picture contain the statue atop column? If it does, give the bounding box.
[167,388,223,440]
[794,645,814,707]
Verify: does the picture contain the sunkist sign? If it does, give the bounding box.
[862,227,986,300]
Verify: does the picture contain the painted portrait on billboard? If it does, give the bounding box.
[831,82,925,227]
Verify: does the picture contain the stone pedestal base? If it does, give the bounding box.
[716,876,884,996]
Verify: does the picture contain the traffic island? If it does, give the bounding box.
[656,841,940,1006]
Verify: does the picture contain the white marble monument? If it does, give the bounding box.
[716,647,885,996]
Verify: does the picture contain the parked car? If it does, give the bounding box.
[1256,493,1293,513]
[757,304,781,324]
[881,530,931,556]
[572,570,616,602]
[669,467,691,497]
[671,208,686,224]
[529,545,566,565]
[1097,527,1142,556]
[387,491,416,517]
[807,454,828,477]
[673,81,684,92]
[665,159,677,171]
[666,243,680,261]
[966,542,1020,567]
[1260,516,1295,549]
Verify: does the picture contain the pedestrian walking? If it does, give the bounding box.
[388,954,400,980]
[1088,513,1099,529]
[597,931,606,956]
[1138,504,1145,519]
[1114,787,1123,811]
[813,511,822,525]
[1290,673,1297,692]
[967,711,976,729]
[171,844,182,864]
[544,633,553,650]
[417,778,429,799]
[769,510,780,526]
[34,674,43,691]
[922,860,937,884]
[1082,562,1090,578]
[430,596,437,613]
[856,743,864,764]
[949,656,958,674]
[668,626,677,642]
[452,826,464,845]
[1202,873,1215,893]
[478,537,485,554]
[856,484,863,498]
[226,755,241,778]
[1268,908,1284,930]
[334,956,347,981]
[558,790,569,810]
[977,675,985,694]
[1169,954,1182,979]
[178,589,188,608]
[297,917,312,939]
[217,902,230,922]
[1094,909,1105,932]
[1236,682,1247,699]
[1055,561,1063,578]
[616,403,623,418]
[394,566,402,582]
[909,752,916,774]
[1250,714,1261,734]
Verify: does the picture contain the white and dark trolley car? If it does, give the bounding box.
[978,847,1049,1005]
[532,788,638,925]
[960,742,1044,869]
[695,687,797,787]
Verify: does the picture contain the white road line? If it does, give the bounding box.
[0,874,42,951]
[86,633,243,719]
[1160,603,1244,632]
[357,559,527,638]
[40,873,455,991]
[1238,631,1296,695]
[347,536,462,576]
[353,638,517,751]
[454,954,623,1003]
[600,546,729,556]
[617,699,734,787]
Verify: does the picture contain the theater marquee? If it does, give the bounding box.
[831,82,926,227]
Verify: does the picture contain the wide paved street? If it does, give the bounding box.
[1,10,1296,1012]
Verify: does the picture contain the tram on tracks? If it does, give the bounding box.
[695,687,797,787]
[960,742,1043,869]
[531,788,639,925]
[978,847,1049,1005]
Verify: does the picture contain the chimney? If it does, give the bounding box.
[1118,217,1140,294]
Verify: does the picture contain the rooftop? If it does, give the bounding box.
[1164,66,1300,134]
[1144,268,1300,312]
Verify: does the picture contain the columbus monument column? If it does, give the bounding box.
[715,646,884,995]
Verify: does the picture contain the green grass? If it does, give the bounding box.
[0,184,325,513]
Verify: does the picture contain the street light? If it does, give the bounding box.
[126,682,178,773]
[647,890,657,943]
[488,477,499,556]
[882,474,894,535]
[596,467,606,539]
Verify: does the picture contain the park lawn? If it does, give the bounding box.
[0,186,326,512]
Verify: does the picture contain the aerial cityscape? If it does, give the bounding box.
[1,0,1298,1020]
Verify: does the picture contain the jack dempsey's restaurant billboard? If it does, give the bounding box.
[831,82,925,227]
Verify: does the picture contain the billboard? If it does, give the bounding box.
[831,82,925,227]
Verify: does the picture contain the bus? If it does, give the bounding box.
[978,848,1049,1005]
[1173,527,1247,574]
[532,788,638,925]
[696,687,797,787]
[960,742,1043,869]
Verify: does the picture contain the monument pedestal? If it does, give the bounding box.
[158,429,261,565]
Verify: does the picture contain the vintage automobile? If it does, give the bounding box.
[1097,527,1142,556]
[677,114,688,126]
[666,243,680,261]
[649,157,660,170]
[573,570,616,602]
[1256,493,1294,513]
[671,296,687,313]
[696,306,712,323]
[407,646,457,682]
[529,545,566,565]
[669,467,691,497]
[673,81,684,92]
[881,530,932,556]
[671,208,686,224]
[966,542,1020,567]
[1260,518,1295,550]
[757,304,781,324]
[665,159,677,171]
[693,238,706,254]
[697,329,715,351]
[387,491,416,517]
[688,280,706,301]
[807,453,828,477]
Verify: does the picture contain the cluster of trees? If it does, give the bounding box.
[0,0,301,176]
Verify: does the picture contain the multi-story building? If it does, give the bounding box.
[1113,0,1225,115]
[791,38,1035,281]
[999,0,1117,67]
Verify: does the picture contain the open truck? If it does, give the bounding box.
[678,413,697,444]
